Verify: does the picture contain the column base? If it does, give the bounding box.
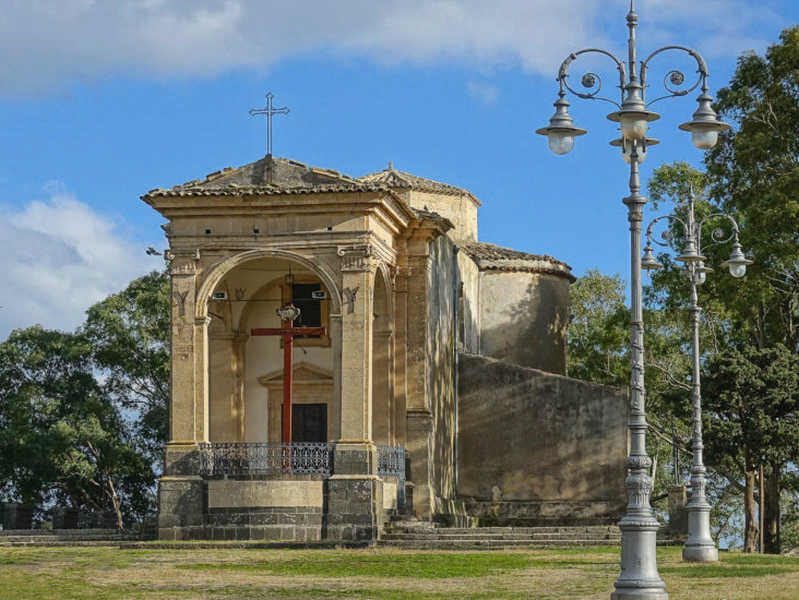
[611,522,668,600]
[682,544,719,563]
[324,474,383,542]
[157,475,206,540]
[682,504,718,562]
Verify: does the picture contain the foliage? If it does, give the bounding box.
[0,326,154,525]
[702,344,799,552]
[81,271,171,466]
[567,269,629,386]
[0,271,169,524]
[705,25,799,352]
[647,160,709,210]
[699,25,799,552]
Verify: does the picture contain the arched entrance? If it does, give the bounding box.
[203,253,339,444]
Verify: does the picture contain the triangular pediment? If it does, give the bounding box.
[257,362,333,386]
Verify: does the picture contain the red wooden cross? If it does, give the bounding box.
[251,304,326,444]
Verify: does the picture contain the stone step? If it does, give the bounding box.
[376,538,620,549]
[379,524,623,549]
[0,529,139,546]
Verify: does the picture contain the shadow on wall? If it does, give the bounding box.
[457,353,627,524]
[428,237,458,506]
[481,277,569,375]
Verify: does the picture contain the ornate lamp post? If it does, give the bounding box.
[536,2,730,598]
[642,191,751,562]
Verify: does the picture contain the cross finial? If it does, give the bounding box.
[249,92,290,156]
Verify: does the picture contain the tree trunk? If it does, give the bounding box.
[763,464,781,554]
[744,469,759,553]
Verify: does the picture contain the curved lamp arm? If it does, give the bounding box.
[558,48,627,108]
[640,45,709,105]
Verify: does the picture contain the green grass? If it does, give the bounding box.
[0,545,798,600]
[180,552,533,578]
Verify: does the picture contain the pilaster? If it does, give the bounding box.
[169,249,208,443]
[337,245,376,441]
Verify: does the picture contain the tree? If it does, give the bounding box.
[81,271,170,467]
[0,326,154,527]
[568,269,629,386]
[703,25,799,553]
[702,344,799,553]
[706,26,799,353]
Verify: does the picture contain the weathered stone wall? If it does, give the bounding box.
[478,271,570,375]
[456,250,480,354]
[427,236,459,508]
[159,478,326,541]
[407,190,478,242]
[457,353,627,524]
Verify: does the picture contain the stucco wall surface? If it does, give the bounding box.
[427,236,459,504]
[478,271,569,375]
[457,353,627,504]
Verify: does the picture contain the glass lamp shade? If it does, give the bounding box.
[620,114,648,141]
[691,129,719,150]
[720,242,753,278]
[694,261,712,285]
[608,108,660,142]
[679,92,731,150]
[611,137,659,164]
[728,262,747,278]
[548,132,575,155]
[536,95,586,155]
[621,140,646,163]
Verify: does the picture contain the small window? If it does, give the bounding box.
[292,283,322,330]
[281,277,330,347]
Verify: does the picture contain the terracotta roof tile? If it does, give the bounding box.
[460,241,575,281]
[358,165,480,205]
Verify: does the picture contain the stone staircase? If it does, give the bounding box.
[0,529,141,547]
[378,521,622,549]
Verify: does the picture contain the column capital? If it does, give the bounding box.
[169,248,201,276]
[338,244,378,272]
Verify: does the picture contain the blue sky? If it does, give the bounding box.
[0,0,796,338]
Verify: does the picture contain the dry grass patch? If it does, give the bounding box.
[0,545,798,599]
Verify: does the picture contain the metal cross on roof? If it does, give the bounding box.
[249,92,290,156]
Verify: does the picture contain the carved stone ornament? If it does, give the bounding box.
[337,245,376,272]
[169,248,201,276]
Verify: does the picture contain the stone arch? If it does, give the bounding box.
[200,249,341,443]
[196,249,342,320]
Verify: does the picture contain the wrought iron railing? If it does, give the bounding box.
[377,445,406,508]
[198,442,333,477]
[198,443,406,506]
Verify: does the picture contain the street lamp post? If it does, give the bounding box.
[536,2,730,598]
[642,191,752,562]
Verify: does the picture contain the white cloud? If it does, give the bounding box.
[467,81,500,106]
[0,186,163,339]
[0,0,791,97]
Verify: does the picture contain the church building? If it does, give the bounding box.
[143,153,627,542]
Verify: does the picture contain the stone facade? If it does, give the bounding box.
[457,354,627,525]
[143,155,626,542]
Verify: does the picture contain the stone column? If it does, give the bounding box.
[158,250,207,540]
[403,248,434,518]
[325,245,383,542]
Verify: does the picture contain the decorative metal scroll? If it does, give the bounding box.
[377,445,407,508]
[198,442,333,477]
[198,442,408,501]
[557,44,709,108]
